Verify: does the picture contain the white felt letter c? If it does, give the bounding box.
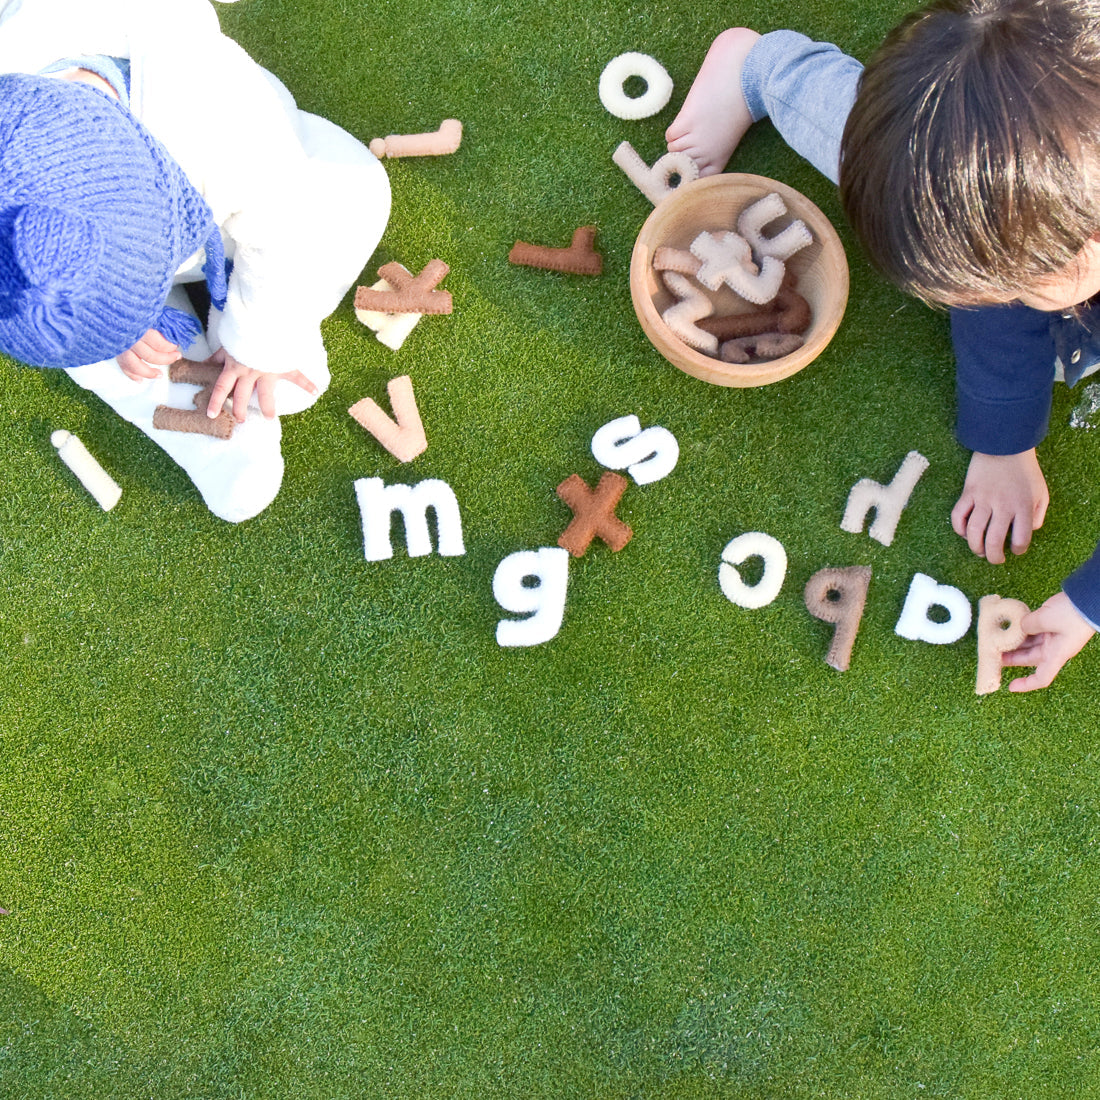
[718,532,787,609]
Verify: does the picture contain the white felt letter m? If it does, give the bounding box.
[355,477,466,562]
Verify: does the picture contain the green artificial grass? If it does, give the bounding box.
[4,0,1100,1096]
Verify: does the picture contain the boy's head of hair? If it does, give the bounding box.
[839,0,1100,307]
[0,73,220,370]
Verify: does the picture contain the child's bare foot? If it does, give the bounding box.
[666,28,761,177]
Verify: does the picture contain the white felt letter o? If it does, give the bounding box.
[599,52,673,120]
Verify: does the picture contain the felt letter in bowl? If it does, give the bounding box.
[841,451,930,547]
[804,566,872,671]
[355,477,465,562]
[590,415,679,485]
[895,572,973,644]
[736,192,813,261]
[691,230,785,304]
[661,271,717,354]
[975,594,1031,695]
[613,141,699,206]
[493,547,570,647]
[719,532,787,609]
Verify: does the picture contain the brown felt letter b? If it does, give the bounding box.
[804,566,872,672]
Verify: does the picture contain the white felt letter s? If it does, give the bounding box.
[590,414,679,485]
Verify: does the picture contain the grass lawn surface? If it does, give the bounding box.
[4,0,1100,1096]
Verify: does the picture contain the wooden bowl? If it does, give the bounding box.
[629,173,849,386]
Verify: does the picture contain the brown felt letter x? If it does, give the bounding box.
[556,471,633,557]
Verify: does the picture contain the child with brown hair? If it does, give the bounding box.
[668,0,1100,692]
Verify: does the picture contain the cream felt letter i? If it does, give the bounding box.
[51,430,121,511]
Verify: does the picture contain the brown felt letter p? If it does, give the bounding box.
[804,566,872,672]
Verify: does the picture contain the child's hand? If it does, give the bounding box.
[117,329,182,381]
[205,347,318,422]
[950,448,1049,564]
[1001,592,1095,692]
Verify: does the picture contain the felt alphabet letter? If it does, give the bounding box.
[152,358,236,440]
[355,477,465,562]
[719,532,788,609]
[354,274,423,350]
[841,450,930,547]
[975,594,1031,695]
[612,141,699,205]
[354,260,452,315]
[51,430,121,511]
[804,565,872,671]
[348,375,428,463]
[369,119,463,159]
[736,192,813,261]
[556,471,633,557]
[590,415,679,485]
[895,572,973,644]
[493,547,570,647]
[661,271,718,354]
[509,226,603,276]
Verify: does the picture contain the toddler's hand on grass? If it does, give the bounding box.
[206,347,318,422]
[1001,592,1095,692]
[951,448,1049,564]
[117,329,182,381]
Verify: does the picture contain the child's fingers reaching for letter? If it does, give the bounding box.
[950,449,1049,563]
[1002,592,1095,692]
[206,348,318,422]
[116,328,182,380]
